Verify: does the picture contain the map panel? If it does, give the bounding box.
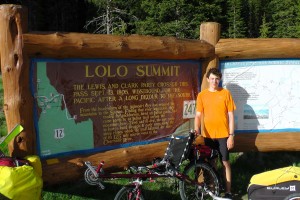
[220,59,300,133]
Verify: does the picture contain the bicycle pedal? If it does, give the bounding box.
[98,182,105,190]
[129,166,138,173]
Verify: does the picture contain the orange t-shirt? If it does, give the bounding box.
[196,88,236,138]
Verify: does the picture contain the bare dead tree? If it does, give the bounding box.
[84,0,137,35]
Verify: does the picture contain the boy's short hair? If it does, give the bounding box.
[206,68,222,79]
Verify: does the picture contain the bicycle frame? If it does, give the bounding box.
[84,161,216,198]
[84,133,230,200]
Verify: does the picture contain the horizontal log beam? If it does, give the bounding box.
[23,32,214,60]
[216,38,300,59]
[234,132,300,152]
[42,141,169,185]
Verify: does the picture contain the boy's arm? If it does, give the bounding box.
[228,111,234,135]
[194,111,202,136]
[227,111,235,149]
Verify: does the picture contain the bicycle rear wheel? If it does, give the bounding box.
[179,162,220,200]
[114,185,145,200]
[284,193,300,200]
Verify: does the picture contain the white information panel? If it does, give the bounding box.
[220,59,300,133]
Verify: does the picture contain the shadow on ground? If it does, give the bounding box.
[43,178,182,200]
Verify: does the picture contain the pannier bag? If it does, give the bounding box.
[0,155,43,200]
[248,166,300,200]
[195,145,218,160]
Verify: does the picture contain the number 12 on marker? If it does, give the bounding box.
[54,128,65,139]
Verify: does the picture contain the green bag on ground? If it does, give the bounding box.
[0,155,43,200]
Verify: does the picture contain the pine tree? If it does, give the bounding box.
[243,0,265,38]
[268,0,298,38]
[134,0,226,39]
[295,0,300,37]
[259,13,270,38]
[226,0,246,38]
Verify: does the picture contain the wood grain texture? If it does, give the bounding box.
[42,141,169,185]
[216,38,300,59]
[0,4,35,157]
[199,22,221,90]
[23,32,215,59]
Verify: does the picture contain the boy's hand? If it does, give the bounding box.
[227,135,234,150]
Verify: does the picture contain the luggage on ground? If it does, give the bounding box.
[248,166,300,200]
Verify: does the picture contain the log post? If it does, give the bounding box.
[0,4,34,156]
[199,22,221,90]
[196,22,221,144]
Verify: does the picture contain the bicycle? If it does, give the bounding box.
[84,130,230,200]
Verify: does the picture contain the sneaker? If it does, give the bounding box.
[223,192,233,199]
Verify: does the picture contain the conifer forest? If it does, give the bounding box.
[1,0,299,39]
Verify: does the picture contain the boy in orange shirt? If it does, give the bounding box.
[194,68,236,199]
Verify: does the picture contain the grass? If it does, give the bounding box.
[0,76,7,138]
[42,152,300,200]
[0,75,8,156]
[42,178,182,200]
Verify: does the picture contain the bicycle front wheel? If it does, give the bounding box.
[179,162,220,200]
[114,185,145,200]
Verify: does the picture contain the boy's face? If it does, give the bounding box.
[207,73,220,89]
